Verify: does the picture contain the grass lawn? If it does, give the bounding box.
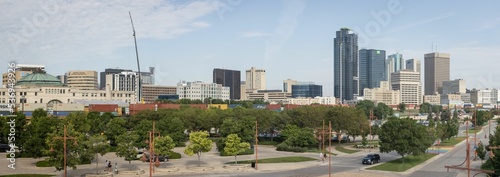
[225,156,316,164]
[0,175,55,177]
[335,146,361,154]
[367,153,437,172]
[463,127,482,134]
[437,137,465,146]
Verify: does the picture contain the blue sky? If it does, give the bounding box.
[2,0,500,96]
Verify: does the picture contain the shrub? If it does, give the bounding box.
[36,160,52,167]
[258,140,279,146]
[107,146,117,152]
[215,138,226,152]
[169,151,182,159]
[276,143,307,153]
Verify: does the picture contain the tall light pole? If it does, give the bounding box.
[129,12,142,103]
[255,120,258,170]
[50,125,77,177]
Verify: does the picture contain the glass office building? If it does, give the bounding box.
[291,83,323,98]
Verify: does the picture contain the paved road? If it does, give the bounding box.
[408,120,496,177]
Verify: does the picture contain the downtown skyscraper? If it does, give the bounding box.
[424,52,450,95]
[213,68,241,100]
[334,28,358,102]
[359,49,386,95]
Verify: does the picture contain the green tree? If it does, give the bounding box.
[280,124,317,147]
[398,103,406,113]
[184,131,213,164]
[115,132,139,170]
[419,103,432,114]
[32,108,47,119]
[477,142,486,163]
[356,100,375,118]
[22,116,60,158]
[379,117,432,163]
[105,118,127,146]
[224,134,250,164]
[45,123,88,171]
[154,136,176,161]
[88,134,110,174]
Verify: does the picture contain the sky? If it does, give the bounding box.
[2,0,500,96]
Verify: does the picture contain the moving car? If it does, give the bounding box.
[362,154,380,165]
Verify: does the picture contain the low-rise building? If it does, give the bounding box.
[247,90,291,102]
[142,85,176,103]
[176,81,230,101]
[282,96,336,105]
[363,81,400,105]
[423,94,440,105]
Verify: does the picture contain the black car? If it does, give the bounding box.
[0,144,10,152]
[362,154,380,165]
[144,154,167,162]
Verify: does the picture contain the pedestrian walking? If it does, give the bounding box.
[107,160,112,172]
[319,152,324,162]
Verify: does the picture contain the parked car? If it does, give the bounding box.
[144,153,167,162]
[0,144,10,152]
[332,136,350,142]
[362,154,380,165]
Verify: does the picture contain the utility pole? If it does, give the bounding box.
[328,121,332,177]
[51,125,78,177]
[255,120,258,170]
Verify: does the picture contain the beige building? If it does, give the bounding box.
[0,71,136,106]
[142,85,177,103]
[2,64,45,87]
[247,90,291,102]
[391,70,422,105]
[67,70,98,90]
[405,59,421,73]
[441,93,463,106]
[424,52,450,95]
[283,79,298,93]
[363,81,401,105]
[423,94,440,105]
[245,67,266,90]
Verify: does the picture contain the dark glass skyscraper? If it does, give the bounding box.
[359,49,386,95]
[334,28,358,102]
[291,83,322,98]
[213,68,241,100]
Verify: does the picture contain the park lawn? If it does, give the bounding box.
[0,175,55,177]
[335,146,361,154]
[367,153,437,172]
[437,137,465,146]
[463,127,482,134]
[225,156,316,164]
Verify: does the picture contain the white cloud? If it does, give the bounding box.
[239,31,271,38]
[1,0,218,66]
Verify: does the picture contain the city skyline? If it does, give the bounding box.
[2,1,500,96]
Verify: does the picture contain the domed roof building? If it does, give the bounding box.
[16,70,64,87]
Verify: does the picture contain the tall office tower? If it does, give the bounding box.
[105,71,139,102]
[386,53,404,83]
[245,67,266,90]
[405,59,421,73]
[424,52,450,95]
[100,68,133,89]
[359,49,386,95]
[67,70,98,90]
[391,70,422,105]
[283,79,298,93]
[213,68,241,100]
[334,28,358,102]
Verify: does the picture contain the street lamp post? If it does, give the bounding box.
[50,125,78,177]
[142,121,160,177]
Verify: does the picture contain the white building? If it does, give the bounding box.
[442,79,466,95]
[247,90,291,102]
[0,71,136,106]
[391,70,422,105]
[363,81,400,105]
[245,67,266,90]
[106,71,139,102]
[283,96,336,105]
[176,81,230,101]
[470,89,500,105]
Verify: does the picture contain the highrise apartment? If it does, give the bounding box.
[334,28,358,102]
[424,52,450,95]
[245,67,266,90]
[213,68,241,100]
[391,70,422,105]
[359,49,386,95]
